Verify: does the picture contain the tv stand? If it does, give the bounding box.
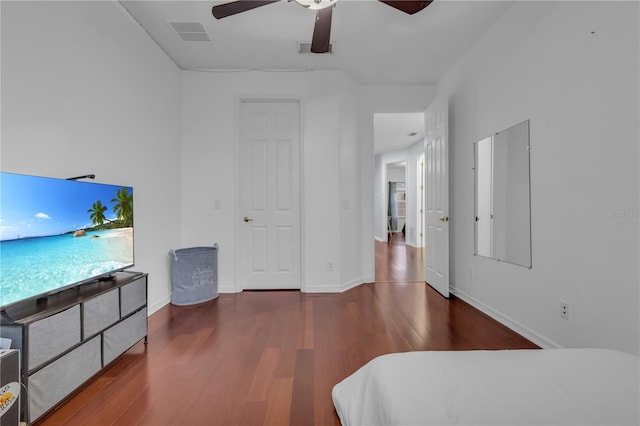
[0,272,147,423]
[0,310,16,325]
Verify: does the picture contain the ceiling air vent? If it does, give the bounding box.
[169,21,211,42]
[298,42,334,54]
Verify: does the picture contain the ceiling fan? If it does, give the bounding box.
[211,0,433,54]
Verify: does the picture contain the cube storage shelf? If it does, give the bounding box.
[0,271,148,423]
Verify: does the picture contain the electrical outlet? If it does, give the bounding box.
[467,268,474,280]
[327,261,334,272]
[560,301,570,319]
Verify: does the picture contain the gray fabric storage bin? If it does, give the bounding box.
[170,244,218,305]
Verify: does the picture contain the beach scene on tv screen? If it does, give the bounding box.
[0,173,133,307]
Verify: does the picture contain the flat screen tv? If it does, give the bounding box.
[0,172,134,310]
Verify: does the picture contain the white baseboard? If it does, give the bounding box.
[303,278,364,293]
[217,281,361,294]
[451,286,562,349]
[218,283,242,293]
[148,295,170,316]
[405,241,424,249]
[339,278,364,292]
[303,284,346,293]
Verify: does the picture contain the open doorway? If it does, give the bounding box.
[386,161,406,241]
[373,112,426,282]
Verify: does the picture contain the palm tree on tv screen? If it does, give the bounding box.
[111,187,133,227]
[87,200,108,227]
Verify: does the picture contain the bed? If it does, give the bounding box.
[332,349,639,425]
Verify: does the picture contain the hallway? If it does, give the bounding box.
[375,233,425,282]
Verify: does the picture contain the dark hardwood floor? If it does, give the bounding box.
[375,232,424,282]
[37,241,538,426]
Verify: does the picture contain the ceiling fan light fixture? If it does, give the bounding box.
[294,0,337,10]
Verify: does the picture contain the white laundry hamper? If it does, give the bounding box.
[169,244,218,305]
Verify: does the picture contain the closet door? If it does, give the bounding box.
[238,100,301,290]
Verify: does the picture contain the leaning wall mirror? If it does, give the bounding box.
[474,119,531,268]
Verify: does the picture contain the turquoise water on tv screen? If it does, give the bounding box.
[0,228,133,307]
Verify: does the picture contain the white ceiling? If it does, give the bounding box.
[374,112,425,155]
[119,0,514,154]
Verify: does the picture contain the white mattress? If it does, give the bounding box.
[332,349,639,425]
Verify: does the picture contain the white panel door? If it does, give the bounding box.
[417,153,425,248]
[239,101,301,289]
[424,98,449,298]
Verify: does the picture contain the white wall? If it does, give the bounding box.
[0,1,182,313]
[180,70,361,293]
[440,1,639,354]
[338,78,363,288]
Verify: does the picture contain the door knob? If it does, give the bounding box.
[438,216,449,222]
[243,216,253,222]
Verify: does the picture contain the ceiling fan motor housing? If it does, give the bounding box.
[294,0,337,10]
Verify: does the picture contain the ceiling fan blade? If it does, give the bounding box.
[212,0,280,19]
[378,0,433,15]
[310,7,333,54]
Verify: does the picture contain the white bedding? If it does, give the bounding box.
[332,349,639,425]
